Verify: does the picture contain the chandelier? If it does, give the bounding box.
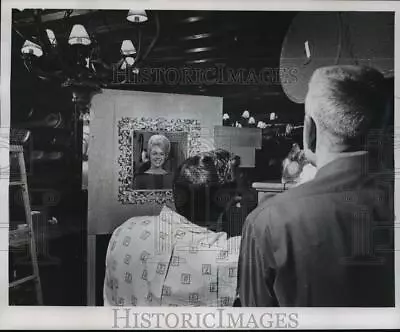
[16,9,159,90]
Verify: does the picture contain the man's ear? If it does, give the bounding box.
[303,114,317,165]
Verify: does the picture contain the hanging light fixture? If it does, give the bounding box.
[21,40,43,57]
[222,113,231,126]
[46,29,57,46]
[242,110,250,119]
[257,121,267,129]
[68,24,91,45]
[15,9,159,89]
[121,40,137,56]
[126,10,148,23]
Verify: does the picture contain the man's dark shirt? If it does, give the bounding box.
[239,152,394,307]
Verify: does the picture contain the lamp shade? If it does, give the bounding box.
[46,29,57,46]
[121,40,137,56]
[257,121,267,129]
[21,40,43,57]
[68,24,91,45]
[127,10,148,23]
[242,110,250,119]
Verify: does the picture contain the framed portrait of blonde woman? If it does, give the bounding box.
[132,131,188,190]
[117,116,203,205]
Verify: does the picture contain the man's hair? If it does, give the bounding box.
[173,149,240,225]
[147,134,171,155]
[305,65,386,144]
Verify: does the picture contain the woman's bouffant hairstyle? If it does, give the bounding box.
[147,134,171,156]
[173,149,240,226]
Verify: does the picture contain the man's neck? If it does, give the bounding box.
[314,134,369,169]
[316,149,367,169]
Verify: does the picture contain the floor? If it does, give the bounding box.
[9,215,86,306]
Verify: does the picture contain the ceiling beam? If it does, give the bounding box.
[13,9,99,26]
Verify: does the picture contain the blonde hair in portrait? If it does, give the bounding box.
[145,134,171,175]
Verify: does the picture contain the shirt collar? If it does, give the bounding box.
[315,151,369,181]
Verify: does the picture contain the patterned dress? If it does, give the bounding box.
[104,206,241,306]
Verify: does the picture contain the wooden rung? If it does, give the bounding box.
[9,181,25,186]
[9,145,24,152]
[9,275,37,288]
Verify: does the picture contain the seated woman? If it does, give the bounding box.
[134,134,173,190]
[104,149,242,306]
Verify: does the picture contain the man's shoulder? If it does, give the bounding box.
[246,179,324,229]
[247,170,380,231]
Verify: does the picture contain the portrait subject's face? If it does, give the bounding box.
[129,128,189,190]
[149,146,166,169]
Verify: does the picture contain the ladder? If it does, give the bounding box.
[9,144,43,305]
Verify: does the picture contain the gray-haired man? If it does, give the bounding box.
[238,66,394,307]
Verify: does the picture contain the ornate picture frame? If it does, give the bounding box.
[118,117,202,204]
